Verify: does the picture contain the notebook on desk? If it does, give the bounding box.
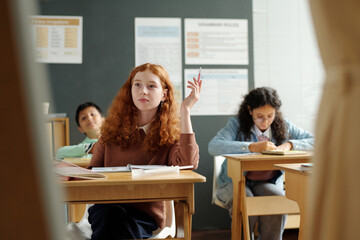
[262,150,307,155]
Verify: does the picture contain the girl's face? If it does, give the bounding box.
[131,70,167,116]
[249,104,276,131]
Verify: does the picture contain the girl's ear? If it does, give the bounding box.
[247,106,252,115]
[162,89,168,101]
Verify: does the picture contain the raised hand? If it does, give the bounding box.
[181,76,202,114]
[180,75,202,133]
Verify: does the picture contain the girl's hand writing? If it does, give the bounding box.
[276,142,293,151]
[249,141,277,153]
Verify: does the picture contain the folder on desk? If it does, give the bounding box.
[262,150,307,155]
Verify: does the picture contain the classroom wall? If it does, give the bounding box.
[39,0,254,230]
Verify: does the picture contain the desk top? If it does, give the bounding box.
[225,152,313,161]
[63,158,91,168]
[275,163,312,175]
[226,153,313,171]
[60,170,206,187]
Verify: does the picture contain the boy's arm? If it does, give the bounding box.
[55,142,95,159]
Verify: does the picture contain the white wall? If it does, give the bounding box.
[253,0,324,133]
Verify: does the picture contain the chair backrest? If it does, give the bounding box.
[212,156,226,208]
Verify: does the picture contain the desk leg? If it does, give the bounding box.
[68,204,86,222]
[298,212,305,240]
[240,175,251,240]
[231,180,242,240]
[228,159,243,240]
[285,172,308,240]
[175,201,192,240]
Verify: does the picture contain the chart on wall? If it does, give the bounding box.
[135,17,182,104]
[184,18,248,65]
[184,68,248,115]
[30,16,83,63]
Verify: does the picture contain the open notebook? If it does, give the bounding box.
[91,164,168,173]
[92,164,194,176]
[262,150,307,155]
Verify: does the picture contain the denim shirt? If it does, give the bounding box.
[208,117,315,188]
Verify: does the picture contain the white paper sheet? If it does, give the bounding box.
[135,18,182,104]
[184,18,248,65]
[30,16,83,63]
[184,68,248,115]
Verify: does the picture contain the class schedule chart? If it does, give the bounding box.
[30,16,83,63]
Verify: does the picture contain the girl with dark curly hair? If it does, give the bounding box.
[208,87,314,240]
[87,63,202,239]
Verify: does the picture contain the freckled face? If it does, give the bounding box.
[131,70,167,114]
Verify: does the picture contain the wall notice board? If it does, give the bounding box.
[39,0,253,230]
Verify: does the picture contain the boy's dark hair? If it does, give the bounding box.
[75,102,102,126]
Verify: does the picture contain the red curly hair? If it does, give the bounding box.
[100,63,181,154]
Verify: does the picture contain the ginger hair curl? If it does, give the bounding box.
[100,63,181,154]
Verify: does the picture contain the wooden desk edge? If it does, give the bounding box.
[225,152,313,161]
[275,163,312,175]
[60,170,206,187]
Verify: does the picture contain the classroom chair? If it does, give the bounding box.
[212,156,227,208]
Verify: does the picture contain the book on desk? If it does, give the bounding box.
[92,164,194,176]
[262,150,307,155]
[56,157,194,179]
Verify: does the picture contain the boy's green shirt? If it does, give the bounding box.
[56,137,98,159]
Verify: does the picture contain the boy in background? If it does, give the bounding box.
[56,102,104,159]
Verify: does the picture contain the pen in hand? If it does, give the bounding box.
[197,67,202,82]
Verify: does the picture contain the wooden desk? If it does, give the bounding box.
[64,158,91,168]
[275,164,311,240]
[62,158,91,221]
[226,153,312,240]
[61,170,206,240]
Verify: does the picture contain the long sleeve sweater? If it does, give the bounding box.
[88,131,199,228]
